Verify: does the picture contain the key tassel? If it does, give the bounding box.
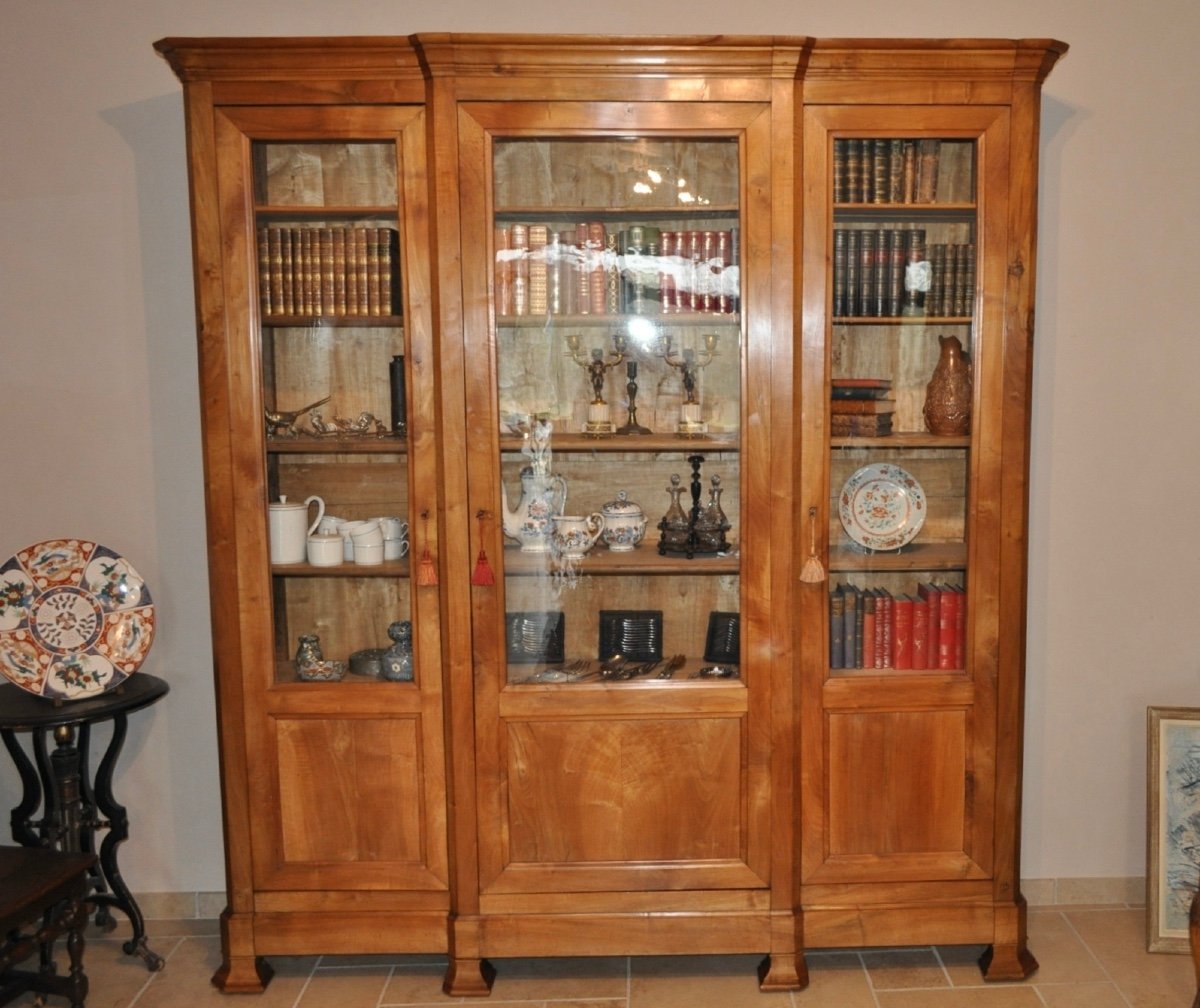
[799,505,826,583]
[471,510,495,586]
[416,510,438,587]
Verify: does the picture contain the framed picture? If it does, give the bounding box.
[1146,705,1200,952]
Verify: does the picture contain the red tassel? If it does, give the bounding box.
[416,511,438,586]
[471,511,495,586]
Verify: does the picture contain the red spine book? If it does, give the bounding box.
[892,594,914,670]
[951,584,967,669]
[917,583,941,668]
[911,592,930,669]
[877,588,892,668]
[936,584,957,669]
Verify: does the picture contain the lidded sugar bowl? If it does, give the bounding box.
[600,490,647,551]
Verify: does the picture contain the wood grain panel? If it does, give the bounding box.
[827,708,967,857]
[275,716,424,863]
[505,716,743,863]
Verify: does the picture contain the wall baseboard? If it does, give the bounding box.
[132,878,1146,923]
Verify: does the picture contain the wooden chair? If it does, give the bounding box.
[0,845,95,1008]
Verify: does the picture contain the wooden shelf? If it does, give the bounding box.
[495,205,739,219]
[271,559,410,577]
[502,545,737,576]
[256,204,399,217]
[497,313,739,329]
[831,432,969,448]
[829,541,965,572]
[832,315,972,326]
[267,436,407,454]
[500,433,737,454]
[261,314,403,327]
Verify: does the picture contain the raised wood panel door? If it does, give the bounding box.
[208,104,448,896]
[454,98,779,903]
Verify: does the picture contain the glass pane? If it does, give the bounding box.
[253,139,413,687]
[493,137,742,685]
[827,137,975,674]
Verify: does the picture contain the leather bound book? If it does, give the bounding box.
[925,244,945,316]
[587,222,607,315]
[829,591,845,669]
[830,397,897,415]
[917,582,942,668]
[833,139,846,204]
[319,228,335,316]
[345,226,359,314]
[902,140,918,203]
[527,223,549,316]
[365,227,382,315]
[862,592,876,671]
[911,592,930,669]
[871,139,888,203]
[936,583,958,669]
[892,594,913,670]
[379,227,398,315]
[354,227,370,315]
[886,228,905,316]
[257,227,272,315]
[265,227,283,315]
[858,229,875,318]
[830,414,894,436]
[844,139,861,203]
[877,588,892,668]
[916,138,940,203]
[844,229,860,317]
[494,227,512,317]
[888,139,904,202]
[833,228,848,317]
[332,228,347,315]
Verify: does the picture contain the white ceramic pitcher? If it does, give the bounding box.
[269,494,325,564]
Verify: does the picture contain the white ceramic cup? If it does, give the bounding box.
[306,532,343,567]
[384,537,411,560]
[377,517,409,540]
[317,514,345,535]
[353,541,385,566]
[337,520,373,560]
[348,519,384,548]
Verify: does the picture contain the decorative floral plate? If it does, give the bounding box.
[0,539,155,700]
[838,463,927,551]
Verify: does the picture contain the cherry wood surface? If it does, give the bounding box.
[156,32,1065,996]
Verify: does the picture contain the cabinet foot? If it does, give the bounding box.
[211,956,274,993]
[979,942,1038,981]
[443,957,496,996]
[757,953,808,991]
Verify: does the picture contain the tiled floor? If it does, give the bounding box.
[26,906,1198,1007]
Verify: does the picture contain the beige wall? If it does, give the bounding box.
[2,0,1196,896]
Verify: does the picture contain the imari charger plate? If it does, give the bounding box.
[0,538,155,700]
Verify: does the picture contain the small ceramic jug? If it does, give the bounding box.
[550,513,604,560]
[269,495,325,564]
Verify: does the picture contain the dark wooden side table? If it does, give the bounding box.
[0,845,96,1008]
[0,673,169,971]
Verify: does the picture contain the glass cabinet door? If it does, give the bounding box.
[457,101,777,902]
[826,134,977,674]
[491,136,742,684]
[802,103,1011,888]
[212,105,447,893]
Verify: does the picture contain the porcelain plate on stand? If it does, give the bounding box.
[0,538,156,700]
[838,463,927,552]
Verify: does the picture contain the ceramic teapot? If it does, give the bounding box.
[269,494,325,564]
[501,466,568,553]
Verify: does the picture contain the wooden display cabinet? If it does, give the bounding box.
[795,40,1067,978]
[156,33,1065,996]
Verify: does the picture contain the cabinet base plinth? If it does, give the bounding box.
[211,956,274,993]
[443,957,496,997]
[979,942,1038,982]
[757,953,808,991]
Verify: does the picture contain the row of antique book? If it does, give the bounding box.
[830,377,894,436]
[833,227,976,319]
[830,581,966,671]
[495,222,740,318]
[833,137,944,205]
[256,225,400,318]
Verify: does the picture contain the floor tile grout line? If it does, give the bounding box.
[125,935,184,1006]
[1057,908,1138,1008]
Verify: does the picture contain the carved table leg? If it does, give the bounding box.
[1,729,43,847]
[91,714,164,970]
